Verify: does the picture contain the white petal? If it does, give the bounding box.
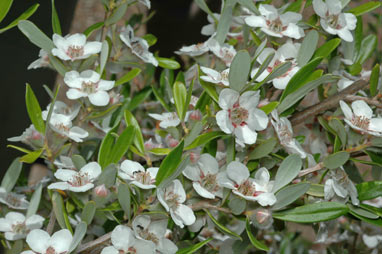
[312,0,328,17]
[369,118,382,133]
[134,239,156,254]
[234,125,258,145]
[227,161,249,185]
[68,127,88,142]
[66,89,86,100]
[0,218,11,232]
[111,225,135,251]
[52,48,71,61]
[98,80,115,91]
[172,179,186,203]
[257,192,277,206]
[327,0,342,15]
[148,219,167,238]
[158,238,178,254]
[254,167,270,186]
[198,153,219,175]
[26,229,50,253]
[63,71,82,88]
[218,89,239,110]
[120,160,144,180]
[183,164,201,181]
[324,179,335,200]
[25,215,44,230]
[68,183,95,192]
[89,91,110,106]
[239,91,260,110]
[83,41,102,55]
[157,188,169,212]
[337,28,353,42]
[5,212,25,223]
[49,229,72,253]
[66,33,86,46]
[53,34,68,50]
[245,16,266,28]
[259,4,278,17]
[131,181,156,189]
[273,75,291,90]
[80,162,102,180]
[280,12,302,24]
[216,110,234,134]
[101,246,119,254]
[147,167,159,179]
[282,24,304,39]
[172,204,196,227]
[193,182,215,199]
[5,232,26,241]
[132,215,151,234]
[344,13,357,30]
[363,234,379,248]
[351,100,372,119]
[339,100,353,120]
[54,169,77,181]
[47,182,71,191]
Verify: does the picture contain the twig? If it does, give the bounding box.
[298,162,324,177]
[191,201,231,214]
[290,80,368,125]
[344,95,382,108]
[77,231,112,253]
[46,211,56,235]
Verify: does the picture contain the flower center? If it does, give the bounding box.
[133,171,154,185]
[5,193,22,207]
[11,222,27,235]
[118,248,137,254]
[229,103,248,128]
[54,123,71,133]
[138,228,159,245]
[200,173,219,193]
[351,115,370,130]
[81,81,98,94]
[69,172,91,187]
[236,180,263,197]
[131,40,145,55]
[164,189,180,209]
[266,18,286,33]
[67,45,84,59]
[46,246,59,254]
[327,13,342,29]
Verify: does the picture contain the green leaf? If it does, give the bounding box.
[312,39,341,59]
[355,35,377,64]
[356,181,382,201]
[124,110,145,154]
[307,184,325,197]
[25,84,45,134]
[127,86,152,111]
[48,54,69,76]
[142,34,157,46]
[348,1,381,16]
[349,210,382,227]
[152,84,172,112]
[156,141,184,186]
[97,164,117,188]
[68,221,87,253]
[205,209,242,240]
[158,156,190,189]
[84,21,104,38]
[176,238,213,254]
[109,126,135,164]
[99,40,109,74]
[323,151,350,169]
[0,0,13,23]
[229,50,251,92]
[253,61,292,90]
[280,57,323,101]
[298,30,319,66]
[273,154,302,192]
[157,57,181,70]
[98,124,119,168]
[0,3,39,34]
[18,20,54,52]
[71,155,87,170]
[215,0,235,44]
[51,0,61,35]
[249,138,277,160]
[272,183,311,211]
[194,0,217,22]
[252,52,275,82]
[370,63,380,96]
[105,2,128,25]
[149,148,172,156]
[278,74,339,113]
[173,81,187,121]
[198,67,219,103]
[118,183,131,219]
[246,218,269,251]
[1,158,23,192]
[26,183,42,218]
[259,101,279,115]
[272,202,349,223]
[81,201,96,225]
[185,131,226,150]
[328,118,347,147]
[228,196,247,215]
[348,204,379,219]
[52,192,73,232]
[183,78,195,120]
[115,68,141,86]
[20,148,44,163]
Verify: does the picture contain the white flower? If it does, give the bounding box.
[175,37,211,57]
[0,212,44,241]
[48,162,102,192]
[312,0,357,42]
[101,225,155,254]
[363,234,382,249]
[252,41,300,89]
[200,66,230,87]
[8,124,44,149]
[183,153,223,199]
[324,168,359,205]
[119,160,158,189]
[149,112,180,128]
[216,89,268,146]
[42,101,80,121]
[132,215,178,254]
[207,39,237,66]
[28,50,50,70]
[340,100,382,137]
[218,162,276,206]
[120,25,158,66]
[157,180,196,228]
[53,156,75,170]
[48,114,88,142]
[271,111,307,158]
[201,14,242,38]
[64,70,115,107]
[336,70,371,91]
[21,229,72,254]
[52,33,102,61]
[245,4,304,39]
[0,187,29,210]
[363,197,382,208]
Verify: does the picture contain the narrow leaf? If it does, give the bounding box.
[356,181,382,201]
[173,81,187,121]
[51,0,61,35]
[272,183,310,211]
[0,0,13,23]
[348,2,381,16]
[176,238,212,254]
[156,141,184,186]
[81,201,96,225]
[297,30,319,66]
[1,158,23,192]
[109,126,135,164]
[118,183,131,219]
[105,2,128,26]
[229,50,251,92]
[0,3,39,34]
[323,151,350,169]
[246,218,269,251]
[370,64,380,96]
[115,68,141,86]
[68,221,87,253]
[157,57,181,69]
[124,110,145,153]
[25,84,45,133]
[205,209,242,240]
[99,40,109,74]
[26,183,42,218]
[185,131,226,150]
[18,20,54,52]
[273,154,302,192]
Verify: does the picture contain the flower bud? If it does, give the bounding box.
[94,184,109,197]
[189,110,202,121]
[251,208,273,229]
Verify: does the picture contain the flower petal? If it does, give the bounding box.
[351,100,372,119]
[111,225,135,251]
[49,229,72,253]
[54,169,77,182]
[234,125,258,145]
[218,89,239,110]
[216,110,234,134]
[227,161,249,185]
[193,182,215,199]
[89,91,110,106]
[26,229,50,253]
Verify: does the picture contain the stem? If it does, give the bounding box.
[191,201,231,213]
[77,231,112,253]
[344,95,382,108]
[290,80,368,126]
[298,162,324,177]
[46,211,56,235]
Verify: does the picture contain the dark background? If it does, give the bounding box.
[0,0,219,177]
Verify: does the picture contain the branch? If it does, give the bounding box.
[344,95,382,108]
[77,231,112,254]
[298,162,324,177]
[290,80,368,125]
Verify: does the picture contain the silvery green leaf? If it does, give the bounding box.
[273,154,302,192]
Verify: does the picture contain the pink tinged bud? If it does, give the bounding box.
[168,139,179,148]
[189,110,202,121]
[251,208,273,229]
[94,184,109,197]
[31,131,42,140]
[189,152,201,163]
[292,179,301,184]
[257,99,269,108]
